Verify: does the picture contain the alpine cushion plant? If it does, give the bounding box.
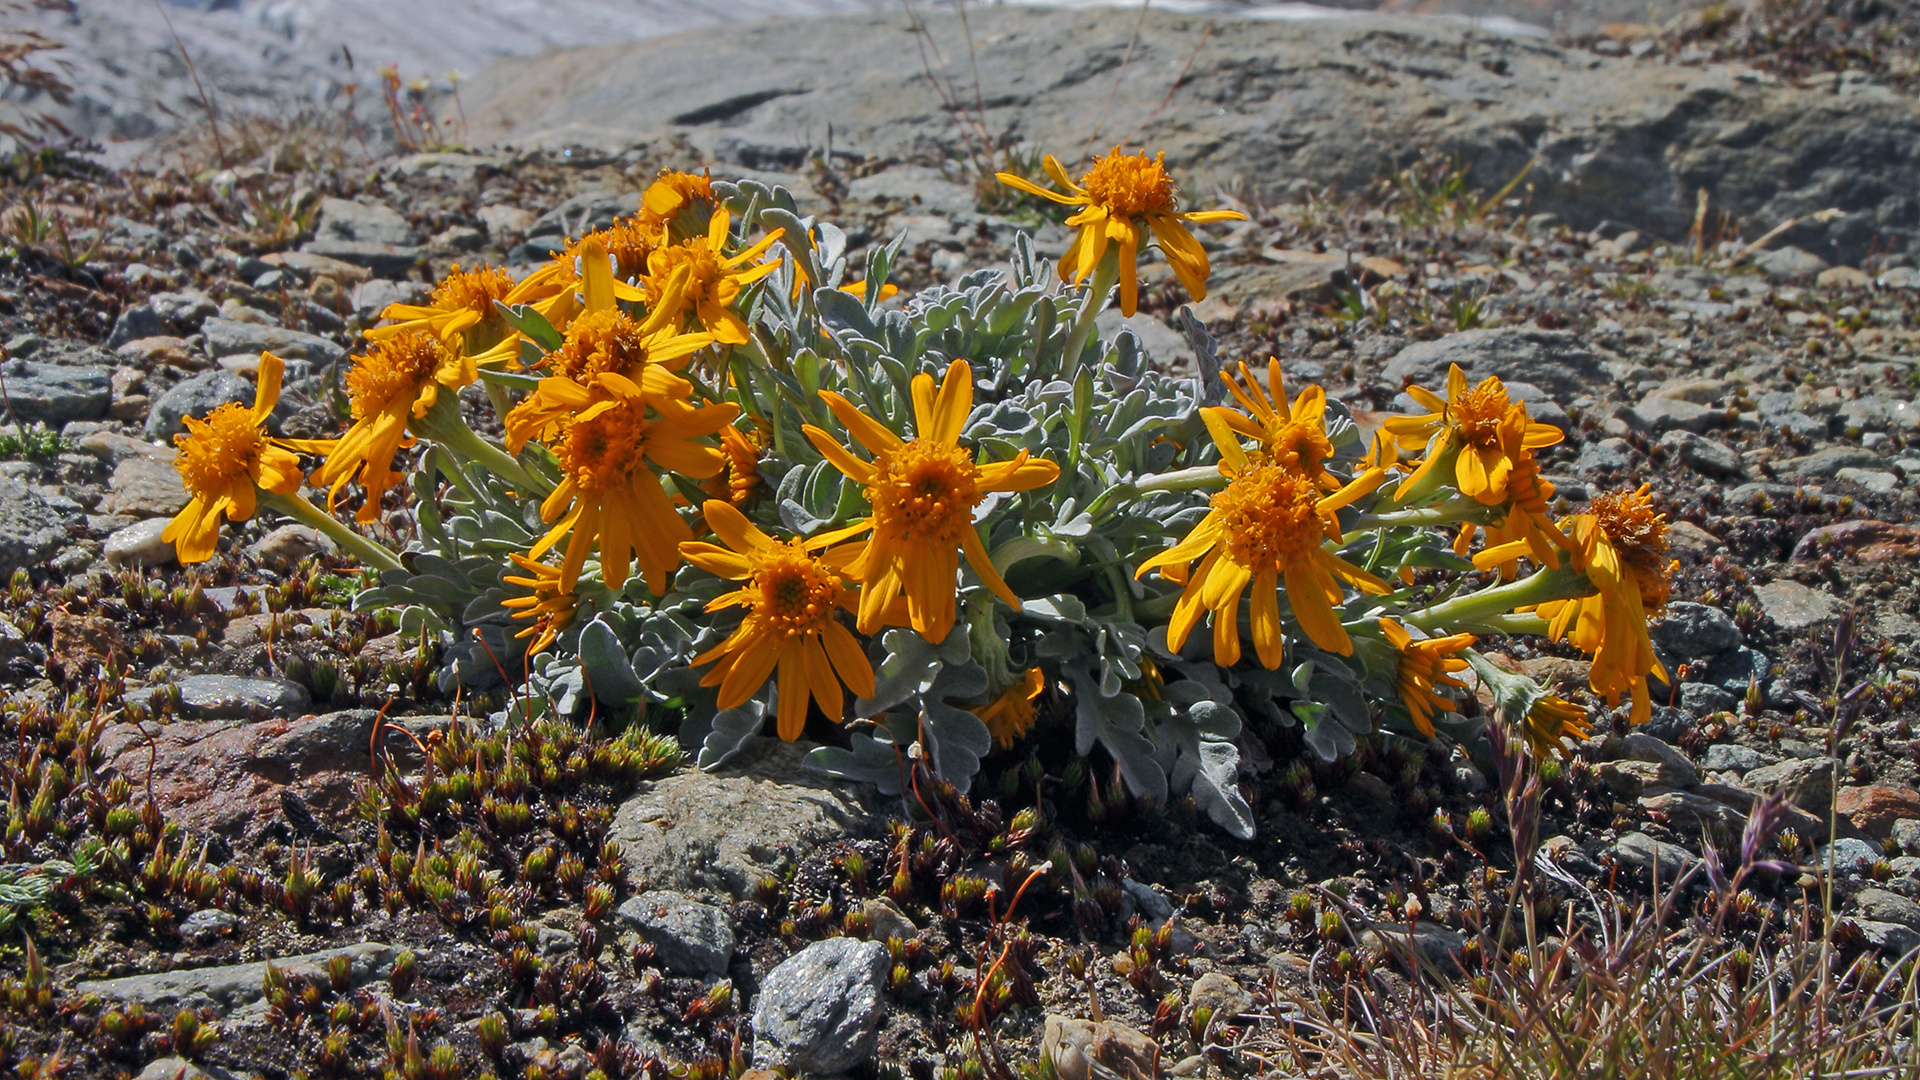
[159,159,1673,841]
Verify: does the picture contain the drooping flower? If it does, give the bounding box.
[313,330,475,522]
[995,147,1246,316]
[366,264,517,358]
[640,207,783,345]
[1205,358,1338,489]
[802,358,1060,644]
[702,423,764,506]
[973,667,1046,749]
[1526,486,1673,725]
[680,501,875,741]
[528,375,739,594]
[501,553,577,657]
[1381,364,1563,504]
[1378,618,1474,737]
[164,353,328,563]
[1522,692,1593,760]
[1137,423,1389,667]
[637,169,718,244]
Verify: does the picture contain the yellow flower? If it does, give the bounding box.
[638,169,718,244]
[164,353,327,564]
[1137,423,1389,668]
[702,423,764,506]
[1459,407,1572,579]
[1528,486,1673,726]
[1522,692,1593,760]
[641,207,783,345]
[1205,358,1337,490]
[528,373,738,594]
[501,234,649,337]
[502,294,712,453]
[995,148,1245,316]
[802,358,1061,644]
[973,667,1045,749]
[1381,364,1562,504]
[501,553,576,656]
[313,330,476,522]
[1378,618,1473,737]
[681,501,875,741]
[367,264,516,358]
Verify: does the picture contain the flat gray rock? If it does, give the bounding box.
[0,359,110,425]
[1382,328,1608,400]
[1753,246,1828,280]
[299,239,419,279]
[201,317,347,367]
[609,738,874,898]
[76,942,395,1017]
[616,890,735,977]
[104,518,176,570]
[317,196,416,245]
[0,478,72,579]
[130,674,312,721]
[1853,888,1920,930]
[751,937,888,1073]
[101,456,189,518]
[1604,831,1698,883]
[145,369,253,441]
[1753,580,1843,632]
[1745,755,1839,816]
[1650,601,1741,660]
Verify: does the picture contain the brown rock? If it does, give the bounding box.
[1836,784,1920,841]
[50,610,124,669]
[100,456,189,518]
[1667,519,1720,558]
[1044,1016,1160,1080]
[1791,520,1920,564]
[115,336,197,369]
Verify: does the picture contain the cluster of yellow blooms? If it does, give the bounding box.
[163,147,1673,771]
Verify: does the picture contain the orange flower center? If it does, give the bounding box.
[576,222,654,279]
[751,544,845,638]
[1450,384,1512,449]
[1079,149,1178,219]
[1213,462,1325,570]
[553,401,647,494]
[1269,419,1332,476]
[348,331,444,420]
[432,265,516,316]
[550,308,651,382]
[647,240,727,310]
[1592,487,1671,606]
[174,403,266,497]
[868,439,982,545]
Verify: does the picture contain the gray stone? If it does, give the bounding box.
[1702,743,1773,776]
[101,456,189,517]
[1639,790,1745,832]
[130,674,311,721]
[1836,467,1902,494]
[1660,430,1743,476]
[149,290,218,330]
[1357,921,1470,976]
[1894,818,1920,857]
[1849,919,1920,955]
[1383,328,1608,400]
[352,278,430,323]
[104,518,176,569]
[1577,437,1631,473]
[248,524,331,570]
[0,359,110,425]
[1784,446,1883,479]
[1618,732,1698,781]
[201,317,345,366]
[0,478,70,579]
[1754,580,1842,631]
[1882,266,1920,289]
[1681,682,1738,715]
[317,196,415,245]
[300,239,420,278]
[76,942,395,1016]
[847,165,975,216]
[1187,971,1252,1025]
[76,430,170,466]
[1821,837,1884,873]
[1651,601,1741,659]
[609,738,874,898]
[136,1058,243,1080]
[177,908,239,944]
[1096,311,1193,369]
[1605,831,1698,882]
[1634,397,1724,434]
[751,937,888,1073]
[616,890,735,977]
[108,304,163,349]
[1753,246,1828,280]
[1745,756,1838,816]
[1854,888,1920,930]
[145,369,252,441]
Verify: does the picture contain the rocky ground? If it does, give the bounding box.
[7,3,1920,1079]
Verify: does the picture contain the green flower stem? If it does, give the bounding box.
[1085,464,1224,523]
[412,395,551,499]
[1061,254,1120,375]
[1404,565,1592,633]
[1351,496,1500,532]
[262,491,403,573]
[479,377,515,429]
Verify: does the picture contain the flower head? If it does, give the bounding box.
[313,331,474,522]
[803,359,1060,644]
[1522,692,1593,760]
[164,353,324,563]
[1138,422,1388,668]
[501,553,577,656]
[1461,406,1573,579]
[528,375,738,593]
[1205,359,1337,488]
[1382,365,1562,504]
[641,207,783,345]
[1530,486,1673,725]
[638,169,717,244]
[1378,618,1473,737]
[681,501,875,740]
[702,423,764,506]
[995,148,1245,316]
[368,264,516,356]
[973,668,1045,749]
